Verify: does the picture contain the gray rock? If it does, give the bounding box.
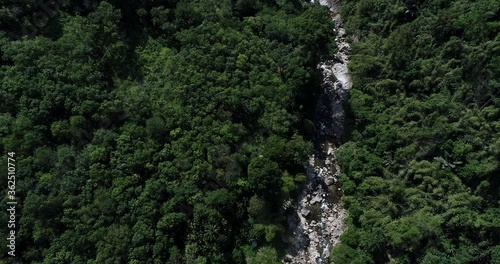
[301,208,311,217]
[310,196,322,204]
[325,177,335,186]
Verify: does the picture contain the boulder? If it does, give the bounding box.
[301,208,311,218]
[310,196,322,204]
[325,177,335,186]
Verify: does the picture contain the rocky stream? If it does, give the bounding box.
[284,0,351,263]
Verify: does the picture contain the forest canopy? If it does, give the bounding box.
[0,0,335,263]
[1,0,499,263]
[331,0,500,263]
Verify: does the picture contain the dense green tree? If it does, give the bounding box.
[332,0,500,263]
[1,1,334,263]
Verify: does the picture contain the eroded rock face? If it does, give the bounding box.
[285,0,351,263]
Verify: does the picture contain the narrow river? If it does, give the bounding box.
[285,1,351,263]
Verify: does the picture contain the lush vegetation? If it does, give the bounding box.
[0,1,336,263]
[2,0,499,263]
[332,0,500,263]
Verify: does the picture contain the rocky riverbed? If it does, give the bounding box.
[284,1,351,263]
